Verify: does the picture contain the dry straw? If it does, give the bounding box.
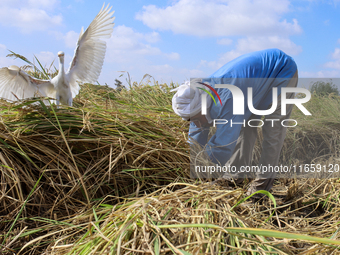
[0,77,340,254]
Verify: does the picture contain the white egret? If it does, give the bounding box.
[0,3,115,106]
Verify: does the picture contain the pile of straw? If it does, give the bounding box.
[1,82,340,254]
[23,181,340,254]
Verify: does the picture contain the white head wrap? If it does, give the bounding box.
[171,78,213,120]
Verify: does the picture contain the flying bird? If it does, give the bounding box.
[0,3,115,106]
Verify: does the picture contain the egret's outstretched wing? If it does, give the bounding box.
[0,66,54,102]
[66,3,115,97]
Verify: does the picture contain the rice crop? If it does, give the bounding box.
[0,77,340,254]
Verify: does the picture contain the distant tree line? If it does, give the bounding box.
[310,81,339,96]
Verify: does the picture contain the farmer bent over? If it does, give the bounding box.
[171,48,298,197]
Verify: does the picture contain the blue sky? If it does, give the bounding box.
[1,0,340,88]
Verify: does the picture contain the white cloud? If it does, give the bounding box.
[325,62,340,70]
[106,25,180,64]
[27,0,59,9]
[135,0,303,78]
[165,52,180,60]
[0,0,62,33]
[235,36,302,55]
[217,38,233,45]
[49,30,79,49]
[301,42,340,78]
[64,31,79,49]
[324,48,340,70]
[136,0,302,37]
[1,0,59,10]
[94,25,182,85]
[109,26,157,56]
[200,36,302,70]
[331,48,340,59]
[143,31,161,43]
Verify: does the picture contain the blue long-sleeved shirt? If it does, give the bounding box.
[189,48,297,165]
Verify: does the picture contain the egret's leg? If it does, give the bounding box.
[68,97,73,107]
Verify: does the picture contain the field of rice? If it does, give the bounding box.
[1,77,340,254]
